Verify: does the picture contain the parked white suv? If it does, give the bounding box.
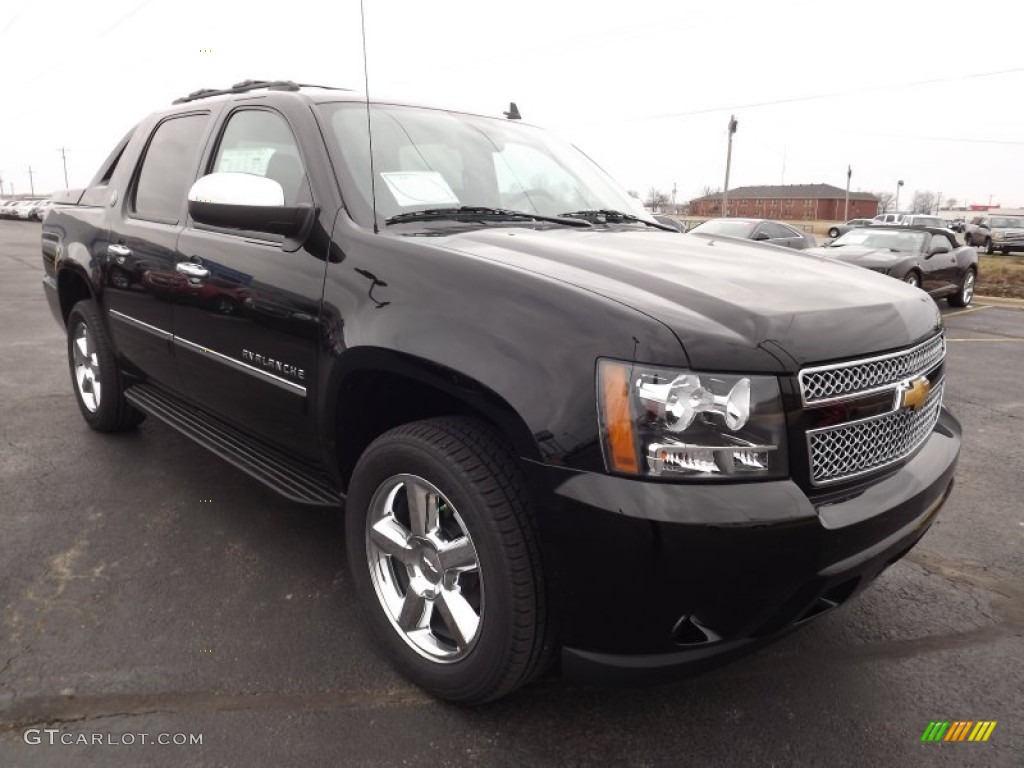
[872,213,907,225]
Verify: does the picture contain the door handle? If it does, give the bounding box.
[107,244,132,258]
[175,261,209,279]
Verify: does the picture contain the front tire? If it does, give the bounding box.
[66,300,145,432]
[828,227,840,238]
[903,271,922,289]
[345,417,551,704]
[985,238,994,255]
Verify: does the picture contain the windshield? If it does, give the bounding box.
[688,219,755,237]
[319,102,651,228]
[989,217,1024,228]
[830,228,927,252]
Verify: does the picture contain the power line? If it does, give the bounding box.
[566,67,1024,127]
[0,2,29,39]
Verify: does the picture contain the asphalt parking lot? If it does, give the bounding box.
[0,219,1021,767]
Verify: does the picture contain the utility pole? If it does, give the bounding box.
[935,191,942,215]
[58,147,69,188]
[844,165,851,221]
[722,115,738,218]
[28,166,35,196]
[895,179,904,215]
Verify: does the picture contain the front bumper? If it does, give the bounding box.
[526,408,960,683]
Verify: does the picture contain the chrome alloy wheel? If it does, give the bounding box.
[72,321,102,412]
[962,270,975,304]
[365,474,484,662]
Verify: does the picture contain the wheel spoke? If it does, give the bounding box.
[396,591,427,631]
[369,517,415,564]
[406,479,439,536]
[74,335,88,365]
[435,589,479,648]
[437,536,478,573]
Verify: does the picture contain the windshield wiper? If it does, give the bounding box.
[385,206,591,227]
[557,209,674,230]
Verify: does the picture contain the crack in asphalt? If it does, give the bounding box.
[0,688,434,732]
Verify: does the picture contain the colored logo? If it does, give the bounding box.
[899,376,932,411]
[920,721,997,742]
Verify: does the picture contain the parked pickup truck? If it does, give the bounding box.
[964,214,1024,254]
[42,80,961,703]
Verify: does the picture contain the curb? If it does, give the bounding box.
[976,295,1024,308]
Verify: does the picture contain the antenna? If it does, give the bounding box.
[360,0,379,234]
[504,102,521,120]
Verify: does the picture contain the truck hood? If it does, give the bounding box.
[435,228,941,372]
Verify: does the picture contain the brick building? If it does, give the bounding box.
[689,184,879,220]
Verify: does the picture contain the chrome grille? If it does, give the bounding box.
[799,334,945,405]
[808,383,943,485]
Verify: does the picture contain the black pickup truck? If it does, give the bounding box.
[41,80,960,703]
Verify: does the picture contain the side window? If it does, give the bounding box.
[764,222,792,239]
[131,114,210,223]
[930,234,950,252]
[211,110,308,207]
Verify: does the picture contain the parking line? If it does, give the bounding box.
[944,306,991,319]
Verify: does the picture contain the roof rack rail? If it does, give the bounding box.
[172,80,350,104]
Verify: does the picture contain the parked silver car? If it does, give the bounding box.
[688,218,817,249]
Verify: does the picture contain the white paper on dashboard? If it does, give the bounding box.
[380,171,460,207]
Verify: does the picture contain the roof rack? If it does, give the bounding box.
[172,79,350,104]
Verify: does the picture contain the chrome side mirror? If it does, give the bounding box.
[187,173,313,242]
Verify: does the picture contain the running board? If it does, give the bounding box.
[124,383,343,507]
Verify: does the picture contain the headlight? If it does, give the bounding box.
[597,360,788,479]
[993,231,1005,240]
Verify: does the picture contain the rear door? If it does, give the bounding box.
[104,111,213,389]
[172,106,325,459]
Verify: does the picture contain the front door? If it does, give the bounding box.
[172,107,325,459]
[104,112,213,390]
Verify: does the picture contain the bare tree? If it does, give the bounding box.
[876,191,895,213]
[945,197,958,210]
[646,187,670,211]
[911,191,936,214]
[626,189,640,199]
[700,185,722,198]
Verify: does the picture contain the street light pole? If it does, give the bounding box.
[28,166,35,196]
[895,179,904,214]
[58,147,69,188]
[844,165,851,221]
[722,115,738,218]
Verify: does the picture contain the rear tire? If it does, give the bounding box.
[903,271,922,289]
[947,268,976,308]
[828,227,840,238]
[66,300,145,432]
[345,417,552,704]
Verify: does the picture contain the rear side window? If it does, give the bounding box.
[131,114,210,223]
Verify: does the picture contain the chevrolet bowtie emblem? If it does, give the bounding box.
[899,377,931,411]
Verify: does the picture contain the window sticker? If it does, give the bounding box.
[380,171,459,207]
[216,148,275,175]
